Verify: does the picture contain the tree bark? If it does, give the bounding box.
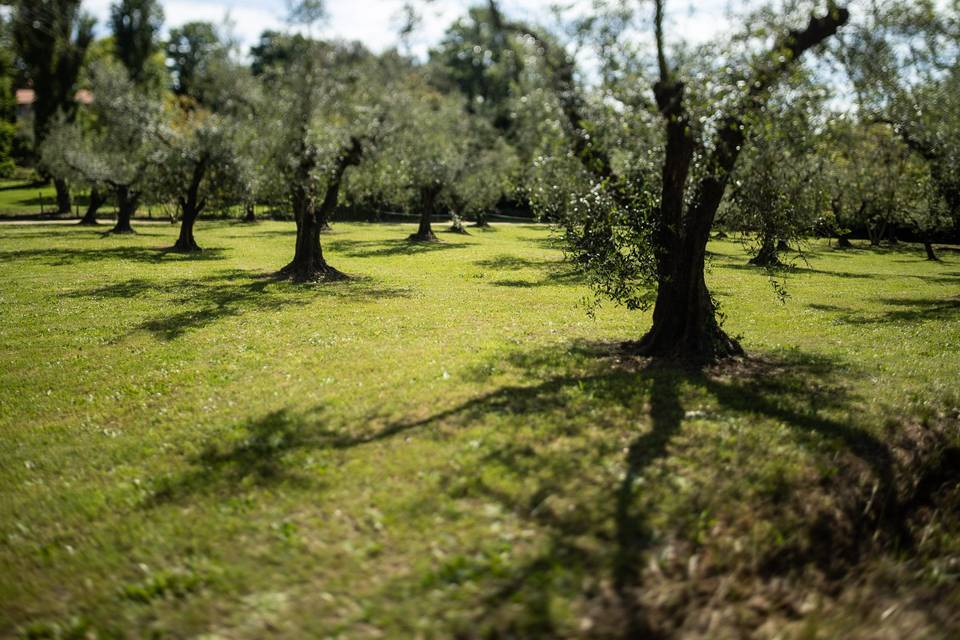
[409,185,440,242]
[173,212,200,252]
[109,185,137,234]
[78,188,106,226]
[280,205,345,281]
[54,178,72,214]
[171,156,208,252]
[638,243,745,360]
[315,136,363,235]
[923,241,939,261]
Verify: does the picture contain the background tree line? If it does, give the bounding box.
[2,0,958,360]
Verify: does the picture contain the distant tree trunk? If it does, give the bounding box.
[448,213,470,234]
[409,185,440,242]
[471,211,491,228]
[109,185,137,234]
[749,237,783,267]
[78,188,106,226]
[834,199,864,248]
[776,239,790,251]
[923,240,939,261]
[241,199,257,223]
[867,220,885,247]
[171,156,208,252]
[54,177,71,214]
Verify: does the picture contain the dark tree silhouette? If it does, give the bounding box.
[12,0,94,214]
[111,0,164,86]
[78,187,106,226]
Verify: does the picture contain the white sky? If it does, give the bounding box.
[80,0,735,59]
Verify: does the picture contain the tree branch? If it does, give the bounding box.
[689,4,851,237]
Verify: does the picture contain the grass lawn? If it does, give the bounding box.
[1,221,958,638]
[0,181,61,217]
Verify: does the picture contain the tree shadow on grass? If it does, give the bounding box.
[68,269,411,339]
[810,296,960,324]
[326,238,469,258]
[135,338,955,636]
[0,245,228,266]
[475,254,585,287]
[147,410,320,505]
[317,343,922,637]
[720,260,959,285]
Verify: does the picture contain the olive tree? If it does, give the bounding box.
[153,112,242,251]
[359,78,470,243]
[842,0,960,231]
[556,0,849,361]
[450,133,519,231]
[258,36,383,280]
[41,60,163,234]
[727,78,829,266]
[824,120,950,257]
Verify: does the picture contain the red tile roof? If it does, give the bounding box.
[16,88,94,105]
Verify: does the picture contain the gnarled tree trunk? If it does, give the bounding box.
[639,240,744,361]
[280,175,345,282]
[109,185,137,234]
[281,207,344,282]
[280,136,361,282]
[316,136,363,235]
[171,156,208,253]
[78,188,106,226]
[409,185,440,242]
[867,220,886,247]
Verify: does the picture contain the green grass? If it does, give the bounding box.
[1,221,958,638]
[0,180,60,216]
